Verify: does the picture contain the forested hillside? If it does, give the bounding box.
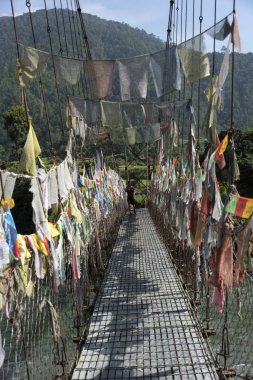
[0,9,253,161]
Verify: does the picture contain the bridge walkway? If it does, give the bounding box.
[72,209,218,380]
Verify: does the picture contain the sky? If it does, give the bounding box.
[1,0,253,53]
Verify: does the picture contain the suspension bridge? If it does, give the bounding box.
[0,0,252,379]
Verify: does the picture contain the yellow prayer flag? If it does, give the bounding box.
[1,198,15,210]
[19,117,41,176]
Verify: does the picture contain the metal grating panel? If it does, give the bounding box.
[72,209,218,379]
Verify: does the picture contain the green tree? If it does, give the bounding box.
[3,105,28,160]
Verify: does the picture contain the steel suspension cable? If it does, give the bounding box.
[197,0,203,146]
[70,0,81,58]
[44,0,66,144]
[75,0,92,60]
[10,0,30,121]
[69,0,84,96]
[212,0,217,75]
[75,0,92,98]
[181,0,187,159]
[26,0,55,157]
[59,0,69,55]
[72,0,87,96]
[166,0,175,49]
[66,0,76,57]
[53,0,64,55]
[230,0,236,131]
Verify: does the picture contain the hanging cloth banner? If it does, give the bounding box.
[225,194,253,219]
[0,172,16,200]
[141,103,155,123]
[178,34,210,84]
[121,103,145,128]
[149,46,181,97]
[125,128,136,145]
[19,118,41,176]
[101,101,122,127]
[150,123,161,142]
[16,45,49,87]
[68,97,100,125]
[206,16,232,41]
[55,56,82,85]
[231,13,241,53]
[85,60,115,100]
[218,37,231,110]
[138,124,151,144]
[118,55,149,100]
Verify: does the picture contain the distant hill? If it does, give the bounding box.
[0,9,253,160]
[0,9,165,159]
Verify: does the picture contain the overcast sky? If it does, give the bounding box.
[1,0,253,53]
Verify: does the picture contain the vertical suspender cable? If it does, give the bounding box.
[66,0,76,56]
[212,0,217,75]
[230,0,236,131]
[166,1,175,49]
[70,0,80,58]
[26,0,55,157]
[75,0,92,60]
[190,0,195,100]
[44,0,66,144]
[181,0,187,159]
[75,0,92,98]
[73,0,87,96]
[10,0,30,121]
[53,0,63,54]
[197,0,203,146]
[59,0,69,55]
[69,0,83,96]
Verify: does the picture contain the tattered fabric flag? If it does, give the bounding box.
[101,101,122,127]
[138,124,151,144]
[170,119,178,148]
[85,60,115,100]
[0,171,16,200]
[150,123,161,142]
[19,118,41,176]
[235,224,252,284]
[84,100,100,125]
[149,46,181,97]
[215,133,228,160]
[218,37,231,110]
[125,127,136,145]
[118,55,149,100]
[206,16,232,41]
[225,195,253,219]
[121,103,145,128]
[3,207,18,259]
[16,45,49,87]
[141,103,155,123]
[227,138,240,184]
[204,75,220,147]
[214,132,226,170]
[178,34,210,84]
[231,13,241,53]
[68,97,100,125]
[55,56,82,85]
[0,331,5,368]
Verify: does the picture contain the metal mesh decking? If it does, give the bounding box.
[72,209,218,380]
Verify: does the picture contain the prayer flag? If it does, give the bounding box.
[232,14,241,53]
[215,133,229,159]
[225,195,253,219]
[16,45,49,87]
[178,35,210,84]
[19,118,41,176]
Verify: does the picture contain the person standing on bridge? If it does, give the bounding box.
[125,181,136,214]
